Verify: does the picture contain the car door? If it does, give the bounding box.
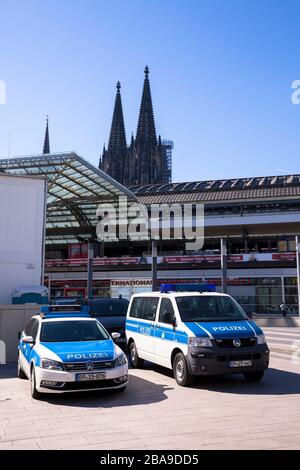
[21,319,39,376]
[19,319,34,376]
[153,298,177,368]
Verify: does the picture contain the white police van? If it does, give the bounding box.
[18,305,128,399]
[126,284,269,386]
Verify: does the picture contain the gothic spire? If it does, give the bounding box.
[43,115,50,154]
[107,81,127,154]
[136,66,157,146]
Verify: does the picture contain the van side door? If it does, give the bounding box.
[126,296,159,362]
[153,297,177,368]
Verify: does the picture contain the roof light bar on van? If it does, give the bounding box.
[160,283,216,293]
[40,305,90,318]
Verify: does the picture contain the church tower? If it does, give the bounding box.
[99,67,172,186]
[43,116,50,154]
[99,81,127,182]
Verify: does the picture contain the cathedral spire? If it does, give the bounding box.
[136,66,157,146]
[43,115,50,154]
[99,82,127,182]
[107,81,127,154]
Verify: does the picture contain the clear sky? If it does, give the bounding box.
[1,0,300,182]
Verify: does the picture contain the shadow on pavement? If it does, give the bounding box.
[43,374,173,408]
[146,362,300,396]
[0,362,17,379]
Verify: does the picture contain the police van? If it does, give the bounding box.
[18,305,128,399]
[125,284,269,386]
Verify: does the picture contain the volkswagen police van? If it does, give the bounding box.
[125,284,269,386]
[18,305,128,399]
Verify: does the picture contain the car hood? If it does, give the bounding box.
[184,320,262,339]
[39,339,115,362]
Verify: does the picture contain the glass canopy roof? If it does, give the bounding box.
[0,153,137,244]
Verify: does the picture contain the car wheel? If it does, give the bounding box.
[30,367,42,400]
[17,357,27,379]
[243,371,265,382]
[129,342,144,368]
[173,352,194,387]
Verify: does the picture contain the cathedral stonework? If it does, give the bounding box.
[99,67,172,186]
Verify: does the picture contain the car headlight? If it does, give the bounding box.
[189,337,213,348]
[256,334,266,345]
[115,353,127,367]
[40,358,63,370]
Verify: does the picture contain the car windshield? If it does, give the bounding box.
[176,295,247,322]
[40,320,109,342]
[90,300,128,317]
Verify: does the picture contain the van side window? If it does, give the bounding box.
[129,297,159,321]
[159,298,175,324]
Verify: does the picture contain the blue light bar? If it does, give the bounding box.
[40,305,90,317]
[160,283,216,293]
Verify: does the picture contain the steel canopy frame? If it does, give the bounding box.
[0,152,137,244]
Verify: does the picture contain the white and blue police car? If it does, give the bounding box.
[18,305,128,399]
[126,284,270,387]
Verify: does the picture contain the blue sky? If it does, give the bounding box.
[1,0,300,182]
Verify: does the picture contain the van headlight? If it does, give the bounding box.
[115,353,127,367]
[40,358,63,370]
[257,334,266,345]
[189,337,213,348]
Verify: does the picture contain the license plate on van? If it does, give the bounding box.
[76,372,106,381]
[229,360,252,368]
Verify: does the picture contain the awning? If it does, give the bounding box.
[0,152,137,244]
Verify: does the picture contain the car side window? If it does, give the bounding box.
[24,319,34,337]
[30,320,39,341]
[158,298,175,324]
[129,297,159,321]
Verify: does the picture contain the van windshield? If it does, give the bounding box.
[176,295,247,322]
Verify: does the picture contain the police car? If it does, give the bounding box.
[18,305,128,399]
[125,284,269,386]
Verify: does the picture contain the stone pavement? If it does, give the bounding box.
[0,345,299,450]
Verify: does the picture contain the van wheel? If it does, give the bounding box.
[17,357,27,379]
[129,342,144,368]
[243,371,264,382]
[173,352,194,387]
[30,367,42,400]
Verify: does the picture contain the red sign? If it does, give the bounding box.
[272,253,296,261]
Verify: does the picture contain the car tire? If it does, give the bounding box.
[30,367,42,400]
[17,358,27,379]
[129,341,144,368]
[173,352,194,387]
[243,371,265,382]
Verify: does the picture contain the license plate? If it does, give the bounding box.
[229,360,252,368]
[76,372,106,381]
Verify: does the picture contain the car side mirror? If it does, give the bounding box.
[22,335,34,344]
[162,312,176,326]
[111,332,121,341]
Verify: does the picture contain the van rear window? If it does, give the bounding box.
[129,297,159,321]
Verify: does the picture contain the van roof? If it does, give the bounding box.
[131,291,229,298]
